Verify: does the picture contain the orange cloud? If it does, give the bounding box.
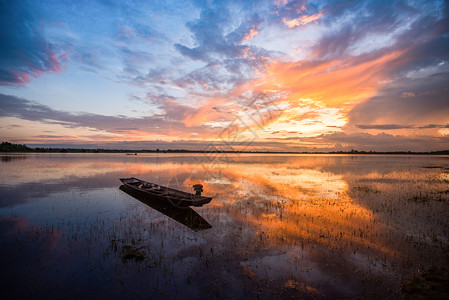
[283,11,324,28]
[258,50,406,108]
[183,97,230,127]
[273,0,291,8]
[180,49,408,143]
[242,28,259,42]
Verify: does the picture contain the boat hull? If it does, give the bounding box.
[119,185,212,231]
[119,177,212,207]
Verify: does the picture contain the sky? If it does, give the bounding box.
[0,0,448,151]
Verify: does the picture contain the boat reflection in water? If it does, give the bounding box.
[119,185,212,231]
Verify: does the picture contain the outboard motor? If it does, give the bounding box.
[193,184,203,196]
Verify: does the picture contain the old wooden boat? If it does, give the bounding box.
[119,177,212,207]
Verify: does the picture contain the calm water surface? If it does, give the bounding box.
[1,153,448,299]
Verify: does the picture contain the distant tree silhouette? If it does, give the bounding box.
[0,142,31,152]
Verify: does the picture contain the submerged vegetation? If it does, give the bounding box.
[121,245,147,261]
[0,153,448,298]
[401,251,449,299]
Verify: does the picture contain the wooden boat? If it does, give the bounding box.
[119,177,212,207]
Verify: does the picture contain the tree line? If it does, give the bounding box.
[1,141,448,155]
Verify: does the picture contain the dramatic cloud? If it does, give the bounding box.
[283,12,324,28]
[356,124,415,130]
[0,93,208,140]
[319,132,449,152]
[347,72,449,130]
[0,0,448,150]
[0,1,64,85]
[173,3,271,87]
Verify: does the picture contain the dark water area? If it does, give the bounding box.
[0,153,448,299]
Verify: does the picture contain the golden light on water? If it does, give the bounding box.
[1,153,448,298]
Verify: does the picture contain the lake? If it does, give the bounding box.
[1,153,448,299]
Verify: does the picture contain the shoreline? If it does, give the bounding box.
[1,149,449,155]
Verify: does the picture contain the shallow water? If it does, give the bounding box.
[1,153,448,299]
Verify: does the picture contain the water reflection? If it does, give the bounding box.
[1,155,28,162]
[119,185,211,231]
[0,153,448,298]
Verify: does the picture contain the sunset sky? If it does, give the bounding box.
[1,0,448,151]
